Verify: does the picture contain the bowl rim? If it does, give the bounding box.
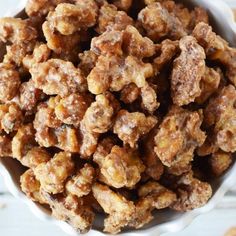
[0,0,236,235]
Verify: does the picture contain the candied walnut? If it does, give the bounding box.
[87,55,154,95]
[0,103,23,134]
[142,131,164,181]
[171,172,212,211]
[42,21,80,54]
[129,181,176,229]
[30,59,87,97]
[190,7,209,30]
[91,29,123,56]
[78,50,98,76]
[154,39,179,74]
[21,147,51,169]
[94,145,145,188]
[171,36,206,106]
[92,183,135,234]
[210,151,233,177]
[204,85,236,152]
[197,134,218,157]
[123,25,155,58]
[12,124,36,160]
[193,22,236,85]
[23,43,51,69]
[138,3,186,42]
[20,169,47,204]
[47,1,98,35]
[0,135,12,157]
[26,0,70,17]
[55,94,92,127]
[195,67,221,104]
[43,192,94,233]
[4,42,36,67]
[19,80,45,112]
[113,110,157,148]
[35,152,74,194]
[154,106,206,167]
[96,3,133,33]
[120,83,140,104]
[0,18,37,44]
[141,84,159,113]
[0,63,20,103]
[83,93,120,133]
[166,161,192,176]
[66,164,95,198]
[111,0,132,11]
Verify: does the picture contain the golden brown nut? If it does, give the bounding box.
[42,192,95,233]
[0,135,12,157]
[92,183,135,234]
[83,92,120,133]
[34,152,74,194]
[66,164,95,198]
[26,0,70,17]
[204,85,236,152]
[193,22,236,85]
[20,169,47,204]
[12,124,36,160]
[113,110,157,148]
[210,151,233,177]
[23,43,51,69]
[96,3,133,33]
[88,54,154,94]
[195,67,221,104]
[55,94,93,127]
[111,0,132,11]
[171,172,212,211]
[129,181,176,229]
[154,39,179,73]
[19,80,45,112]
[94,145,145,188]
[154,106,206,168]
[120,83,140,104]
[171,36,206,106]
[0,18,37,44]
[138,2,186,42]
[21,147,51,169]
[0,103,23,134]
[47,1,98,35]
[0,63,20,103]
[30,59,87,97]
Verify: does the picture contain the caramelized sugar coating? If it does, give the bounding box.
[129,181,176,229]
[0,63,20,103]
[0,103,23,134]
[193,22,236,85]
[47,1,98,35]
[171,36,206,106]
[20,169,47,204]
[0,135,12,157]
[171,172,212,211]
[138,2,186,42]
[94,145,145,188]
[210,151,233,177]
[120,83,140,104]
[43,192,95,233]
[87,54,154,94]
[34,152,75,194]
[113,110,157,148]
[30,59,87,97]
[92,183,135,234]
[111,0,133,11]
[66,164,95,198]
[0,18,37,44]
[204,85,236,153]
[154,106,206,168]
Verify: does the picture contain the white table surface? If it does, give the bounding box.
[0,1,236,236]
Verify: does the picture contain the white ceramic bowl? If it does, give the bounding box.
[0,0,236,235]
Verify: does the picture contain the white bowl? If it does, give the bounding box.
[0,0,236,235]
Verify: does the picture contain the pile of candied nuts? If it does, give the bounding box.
[0,0,235,234]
